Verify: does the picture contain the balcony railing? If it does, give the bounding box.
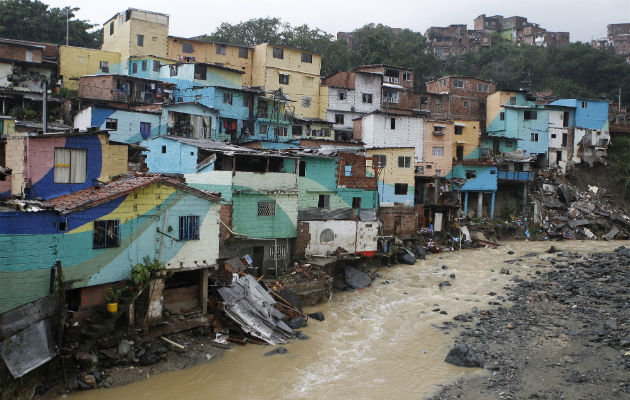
[497,170,533,181]
[383,76,400,84]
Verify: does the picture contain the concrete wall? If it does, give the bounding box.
[359,113,425,163]
[59,46,122,91]
[453,120,481,160]
[0,182,220,314]
[74,106,162,143]
[366,147,415,205]
[421,121,454,177]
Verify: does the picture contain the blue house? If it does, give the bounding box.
[73,106,162,143]
[450,164,498,219]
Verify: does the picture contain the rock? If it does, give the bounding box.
[264,347,288,356]
[288,317,307,329]
[439,281,451,289]
[507,323,514,329]
[398,248,416,265]
[441,265,449,269]
[413,245,427,260]
[75,351,97,366]
[82,374,97,388]
[449,274,456,279]
[295,331,310,340]
[308,311,325,321]
[444,344,484,368]
[488,292,497,296]
[507,250,515,255]
[344,266,371,289]
[547,246,558,253]
[118,339,134,357]
[566,370,586,383]
[139,351,161,366]
[604,318,618,330]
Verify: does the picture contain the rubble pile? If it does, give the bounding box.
[530,169,630,240]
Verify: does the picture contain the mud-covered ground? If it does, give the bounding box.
[431,245,630,400]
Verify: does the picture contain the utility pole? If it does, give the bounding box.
[42,79,48,134]
[66,11,69,46]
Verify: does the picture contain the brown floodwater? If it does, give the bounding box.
[67,240,626,400]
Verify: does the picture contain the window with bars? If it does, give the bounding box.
[269,244,287,260]
[432,146,444,157]
[279,73,289,85]
[275,126,288,137]
[105,118,118,130]
[153,60,161,72]
[301,53,312,63]
[93,220,120,248]
[179,215,200,241]
[273,47,284,59]
[374,154,386,167]
[394,183,408,195]
[216,44,227,55]
[182,43,194,53]
[238,47,248,58]
[258,201,276,216]
[223,92,233,105]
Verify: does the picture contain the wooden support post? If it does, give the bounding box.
[200,268,208,315]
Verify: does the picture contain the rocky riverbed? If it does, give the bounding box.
[431,245,630,399]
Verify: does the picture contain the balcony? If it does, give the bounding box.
[383,76,400,84]
[497,170,533,181]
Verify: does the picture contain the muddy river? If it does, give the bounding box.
[69,240,625,400]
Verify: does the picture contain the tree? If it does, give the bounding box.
[0,0,100,48]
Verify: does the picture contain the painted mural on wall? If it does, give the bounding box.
[0,176,220,315]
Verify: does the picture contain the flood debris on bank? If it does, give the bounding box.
[431,245,630,399]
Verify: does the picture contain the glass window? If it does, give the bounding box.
[398,156,411,168]
[238,47,248,58]
[137,34,144,47]
[54,148,87,183]
[301,53,312,63]
[318,194,330,208]
[432,146,444,157]
[216,44,227,55]
[93,220,120,248]
[273,47,284,59]
[394,183,408,195]
[279,73,289,85]
[105,118,118,130]
[182,43,194,53]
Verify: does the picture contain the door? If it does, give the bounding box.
[252,246,264,276]
[493,138,500,155]
[456,145,464,161]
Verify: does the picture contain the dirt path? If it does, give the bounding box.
[430,245,630,399]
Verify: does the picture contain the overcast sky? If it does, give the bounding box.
[42,0,629,43]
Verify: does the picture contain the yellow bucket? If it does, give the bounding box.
[107,302,118,313]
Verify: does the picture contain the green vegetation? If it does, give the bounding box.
[131,257,166,286]
[0,0,101,48]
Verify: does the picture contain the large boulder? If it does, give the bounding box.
[444,344,484,368]
[344,266,371,289]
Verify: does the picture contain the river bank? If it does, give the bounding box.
[431,244,630,399]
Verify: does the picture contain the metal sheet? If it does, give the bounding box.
[359,209,378,221]
[1,320,56,378]
[298,208,354,221]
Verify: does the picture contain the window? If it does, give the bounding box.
[490,169,496,175]
[109,22,114,35]
[456,145,464,161]
[420,96,428,105]
[141,60,147,71]
[394,183,408,195]
[105,118,118,130]
[137,34,144,47]
[258,101,268,118]
[433,126,444,135]
[362,93,373,103]
[269,244,287,260]
[182,43,194,53]
[194,64,207,80]
[402,72,411,81]
[279,73,289,85]
[216,44,227,55]
[509,96,516,105]
[338,91,346,100]
[238,47,248,58]
[99,61,109,73]
[463,101,469,108]
[301,97,311,108]
[374,154,386,167]
[500,111,505,121]
[345,164,352,176]
[299,160,306,176]
[273,47,284,59]
[169,65,178,77]
[301,53,312,63]
[153,60,161,72]
[352,197,362,208]
[258,201,276,216]
[161,145,167,153]
[335,114,344,124]
[179,216,200,241]
[453,79,465,88]
[390,118,396,129]
[581,101,588,108]
[398,156,411,168]
[223,92,233,105]
[195,94,202,100]
[275,126,288,137]
[318,194,330,208]
[477,83,489,93]
[435,170,442,176]
[455,126,463,135]
[435,97,442,105]
[242,95,249,107]
[259,125,268,135]
[524,110,537,120]
[132,63,138,73]
[432,146,444,157]
[531,133,539,142]
[54,148,87,183]
[93,220,120,249]
[140,122,151,139]
[551,133,557,139]
[292,125,302,136]
[465,170,476,179]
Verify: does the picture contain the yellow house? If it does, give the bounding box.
[167,37,253,86]
[252,44,322,120]
[101,9,169,70]
[366,147,415,205]
[453,119,481,161]
[0,116,15,136]
[59,46,121,91]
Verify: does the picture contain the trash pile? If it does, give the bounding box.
[530,169,630,240]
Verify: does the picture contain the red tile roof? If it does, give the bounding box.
[47,174,221,214]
